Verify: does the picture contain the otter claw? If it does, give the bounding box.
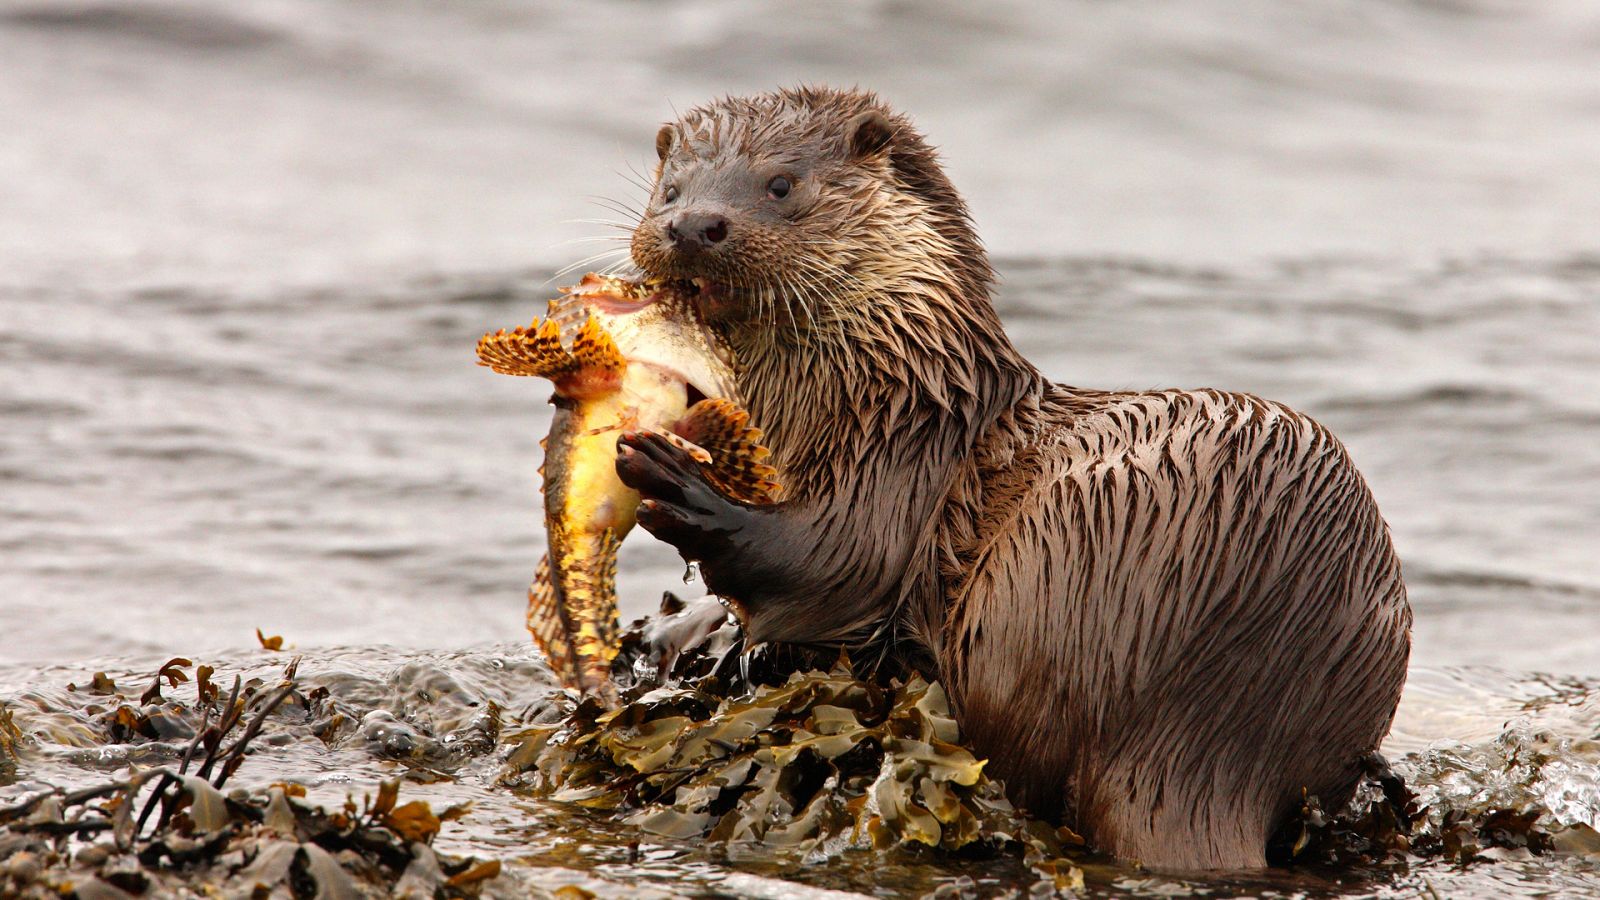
[616,430,746,557]
[616,430,703,506]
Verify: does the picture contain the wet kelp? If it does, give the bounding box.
[1276,691,1600,871]
[3,641,1599,898]
[502,648,1090,891]
[0,656,504,899]
[501,622,1600,894]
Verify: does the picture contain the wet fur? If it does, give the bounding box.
[620,86,1411,869]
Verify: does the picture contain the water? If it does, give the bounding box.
[3,0,1600,895]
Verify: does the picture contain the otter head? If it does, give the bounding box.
[629,87,993,337]
[622,89,1039,659]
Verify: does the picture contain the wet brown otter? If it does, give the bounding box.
[612,86,1411,870]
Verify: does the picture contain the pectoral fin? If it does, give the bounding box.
[672,398,784,504]
[569,316,627,375]
[478,318,572,378]
[477,315,625,399]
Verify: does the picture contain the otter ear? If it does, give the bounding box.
[655,124,676,161]
[848,110,894,159]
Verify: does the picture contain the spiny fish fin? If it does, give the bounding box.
[477,315,625,399]
[526,553,584,691]
[569,315,626,378]
[476,318,578,380]
[674,398,784,504]
[659,432,713,464]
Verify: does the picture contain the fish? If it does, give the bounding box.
[476,274,781,699]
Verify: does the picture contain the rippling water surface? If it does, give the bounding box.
[3,0,1599,896]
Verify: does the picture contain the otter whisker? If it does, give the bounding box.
[620,158,659,195]
[813,263,863,311]
[761,283,781,335]
[553,248,629,273]
[600,255,643,279]
[563,218,642,233]
[787,256,854,324]
[784,269,826,335]
[771,276,803,347]
[789,249,850,287]
[549,248,631,285]
[752,282,774,333]
[774,271,816,339]
[611,163,656,196]
[587,196,646,224]
[546,235,633,249]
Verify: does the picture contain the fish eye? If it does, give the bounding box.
[663,184,679,204]
[766,176,792,200]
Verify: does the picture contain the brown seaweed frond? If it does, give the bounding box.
[503,652,1085,890]
[0,656,502,899]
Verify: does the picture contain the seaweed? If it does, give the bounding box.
[511,618,1600,893]
[6,630,1595,898]
[503,640,1089,891]
[1257,733,1600,870]
[0,655,503,899]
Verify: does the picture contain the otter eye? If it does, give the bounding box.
[663,184,679,204]
[767,176,791,200]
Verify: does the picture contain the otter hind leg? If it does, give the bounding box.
[1075,539,1407,870]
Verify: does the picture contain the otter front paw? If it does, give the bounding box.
[615,430,750,555]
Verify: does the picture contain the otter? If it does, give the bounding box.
[610,86,1411,870]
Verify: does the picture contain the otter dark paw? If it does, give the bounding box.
[616,430,750,556]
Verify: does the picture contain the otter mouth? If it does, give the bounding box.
[640,273,738,320]
[685,276,738,319]
[550,272,740,399]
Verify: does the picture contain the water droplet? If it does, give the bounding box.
[682,562,700,584]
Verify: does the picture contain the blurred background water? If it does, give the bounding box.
[2,1,1599,896]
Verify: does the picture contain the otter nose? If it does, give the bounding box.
[666,212,729,249]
